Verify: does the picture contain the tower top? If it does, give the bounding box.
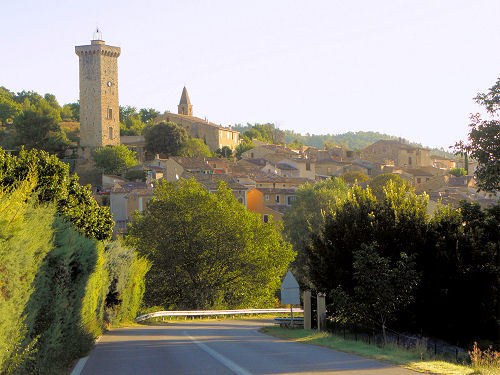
[178,86,193,116]
[93,27,103,42]
[179,86,191,106]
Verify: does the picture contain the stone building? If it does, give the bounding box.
[75,31,121,156]
[360,140,432,168]
[155,87,240,151]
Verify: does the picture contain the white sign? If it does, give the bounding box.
[280,270,300,305]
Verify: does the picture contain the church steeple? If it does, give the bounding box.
[178,86,193,116]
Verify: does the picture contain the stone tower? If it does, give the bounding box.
[178,86,193,116]
[75,33,121,154]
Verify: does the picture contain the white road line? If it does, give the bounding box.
[70,356,89,375]
[184,332,252,375]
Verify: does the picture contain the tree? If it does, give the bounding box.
[215,145,232,158]
[0,148,113,240]
[235,140,254,160]
[351,243,418,343]
[13,106,61,150]
[288,139,304,150]
[449,167,467,177]
[366,173,411,201]
[341,171,370,184]
[0,87,22,125]
[127,178,294,309]
[307,182,428,300]
[144,122,188,156]
[282,178,350,287]
[455,77,500,192]
[179,138,212,158]
[139,108,160,123]
[92,145,138,175]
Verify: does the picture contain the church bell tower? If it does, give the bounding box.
[178,86,193,116]
[75,29,121,153]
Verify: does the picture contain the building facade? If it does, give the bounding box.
[155,87,240,151]
[75,35,121,155]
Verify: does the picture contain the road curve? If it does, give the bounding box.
[77,319,417,375]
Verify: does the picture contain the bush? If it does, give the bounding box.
[0,174,149,373]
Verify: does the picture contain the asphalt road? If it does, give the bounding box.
[76,319,417,375]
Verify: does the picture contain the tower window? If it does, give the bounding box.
[107,108,113,119]
[109,127,113,139]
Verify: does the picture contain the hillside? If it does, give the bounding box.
[232,124,454,158]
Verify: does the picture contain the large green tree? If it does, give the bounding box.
[455,77,500,192]
[127,178,295,310]
[282,178,350,287]
[92,145,138,175]
[145,121,188,157]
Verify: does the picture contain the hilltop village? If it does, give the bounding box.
[62,36,496,235]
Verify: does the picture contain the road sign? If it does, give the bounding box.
[280,270,300,305]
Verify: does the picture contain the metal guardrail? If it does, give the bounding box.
[135,308,304,322]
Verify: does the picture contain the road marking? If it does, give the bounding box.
[70,356,89,375]
[184,333,252,375]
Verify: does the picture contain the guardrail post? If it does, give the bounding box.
[317,293,326,331]
[303,290,311,330]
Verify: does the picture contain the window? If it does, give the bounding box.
[306,162,311,171]
[276,195,280,203]
[109,127,113,139]
[327,167,331,173]
[263,215,269,223]
[287,196,295,205]
[265,194,269,201]
[417,178,421,183]
[251,153,254,158]
[409,157,412,165]
[107,108,112,119]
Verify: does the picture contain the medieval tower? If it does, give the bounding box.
[75,31,121,154]
[178,86,193,116]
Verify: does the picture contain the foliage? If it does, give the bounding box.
[0,148,113,240]
[235,140,254,160]
[0,175,148,373]
[331,243,419,343]
[180,138,212,158]
[341,171,370,184]
[92,145,138,175]
[144,121,188,157]
[0,87,22,125]
[215,145,233,158]
[306,179,499,346]
[287,139,304,149]
[366,173,411,201]
[127,178,295,310]
[125,169,147,182]
[119,105,159,136]
[0,175,53,374]
[104,242,151,325]
[13,106,61,150]
[282,178,350,287]
[455,77,500,192]
[449,167,467,177]
[236,123,285,145]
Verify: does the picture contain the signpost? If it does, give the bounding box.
[280,270,300,328]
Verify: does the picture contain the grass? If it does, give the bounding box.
[259,327,499,375]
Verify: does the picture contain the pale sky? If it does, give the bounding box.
[2,0,499,149]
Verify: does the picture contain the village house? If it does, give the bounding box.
[109,181,154,234]
[360,139,432,168]
[241,144,298,161]
[247,187,296,223]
